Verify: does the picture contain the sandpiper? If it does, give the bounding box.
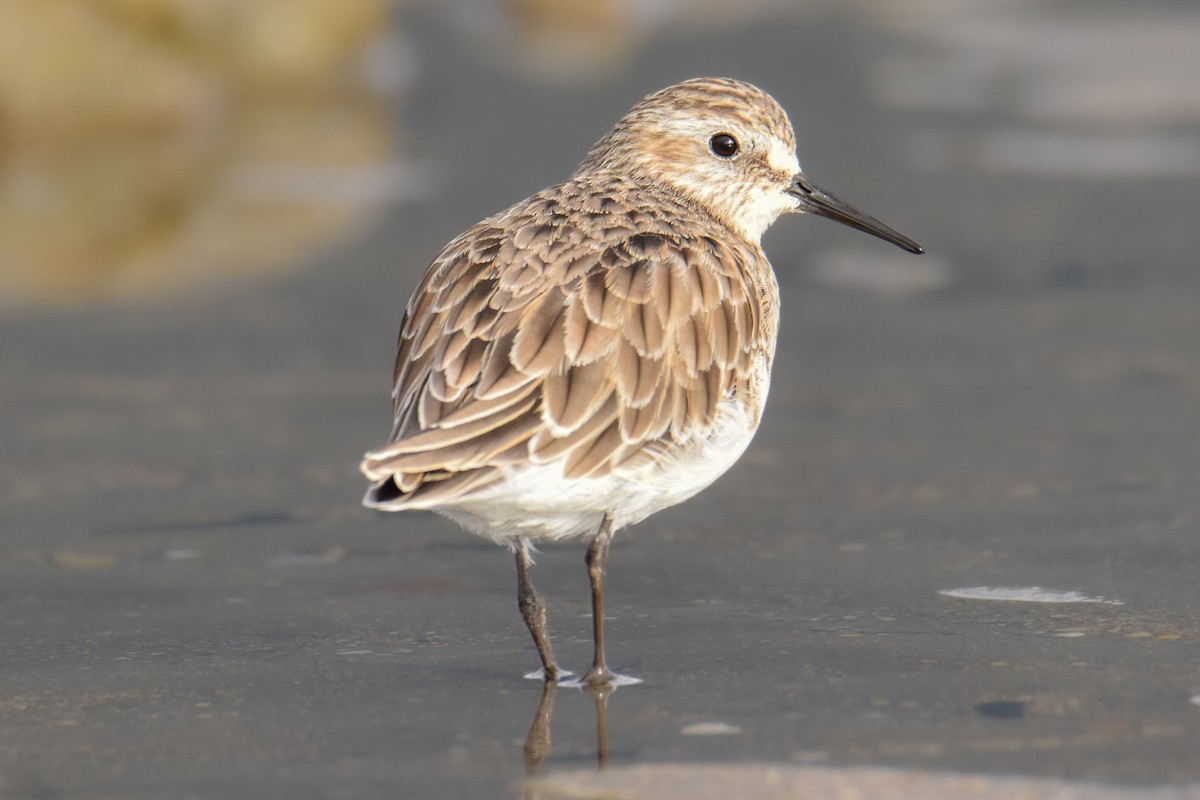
[362,77,922,686]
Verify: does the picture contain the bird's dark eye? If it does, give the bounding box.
[709,133,739,158]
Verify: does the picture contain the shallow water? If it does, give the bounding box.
[2,2,1200,798]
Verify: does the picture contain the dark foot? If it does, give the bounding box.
[523,666,574,682]
[580,664,615,686]
[562,668,642,689]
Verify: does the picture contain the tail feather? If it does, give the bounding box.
[362,467,502,511]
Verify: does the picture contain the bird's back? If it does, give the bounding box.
[360,171,779,539]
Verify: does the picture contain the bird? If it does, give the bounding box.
[361,77,923,687]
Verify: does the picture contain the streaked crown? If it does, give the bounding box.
[575,78,802,242]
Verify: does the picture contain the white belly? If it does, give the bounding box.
[438,393,763,546]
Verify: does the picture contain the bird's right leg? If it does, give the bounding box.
[515,540,558,682]
[581,515,615,686]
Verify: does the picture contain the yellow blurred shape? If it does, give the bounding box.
[0,0,396,306]
[0,0,213,138]
[52,549,119,570]
[89,0,385,92]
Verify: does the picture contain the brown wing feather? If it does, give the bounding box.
[361,177,770,508]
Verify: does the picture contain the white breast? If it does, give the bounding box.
[439,360,771,546]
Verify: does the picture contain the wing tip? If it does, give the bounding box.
[363,475,406,509]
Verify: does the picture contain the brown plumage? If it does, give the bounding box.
[361,78,923,685]
[361,174,771,504]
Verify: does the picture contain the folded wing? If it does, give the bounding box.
[361,188,765,509]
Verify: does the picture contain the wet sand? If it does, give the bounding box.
[2,3,1199,798]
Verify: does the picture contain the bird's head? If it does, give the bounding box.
[577,77,923,253]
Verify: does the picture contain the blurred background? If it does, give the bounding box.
[3,0,1198,305]
[1,1,1198,798]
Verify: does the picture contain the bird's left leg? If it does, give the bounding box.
[581,514,615,686]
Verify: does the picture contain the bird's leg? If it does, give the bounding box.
[515,541,559,682]
[582,515,615,686]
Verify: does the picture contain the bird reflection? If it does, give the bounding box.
[521,679,620,787]
[522,680,558,776]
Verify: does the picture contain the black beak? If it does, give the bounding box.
[788,175,924,254]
